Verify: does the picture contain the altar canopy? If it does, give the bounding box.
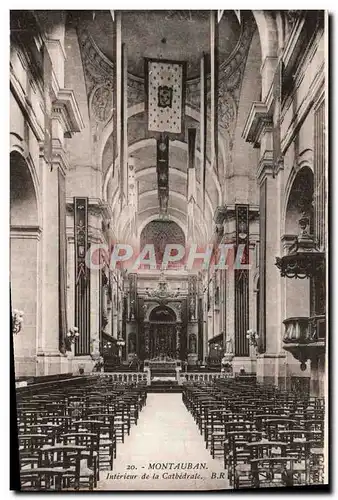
[145,58,185,134]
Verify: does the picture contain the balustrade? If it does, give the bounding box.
[181,372,223,382]
[91,372,148,383]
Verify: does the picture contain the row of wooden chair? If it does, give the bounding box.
[16,377,147,491]
[182,379,325,489]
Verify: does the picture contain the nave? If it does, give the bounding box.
[16,375,325,491]
[97,393,226,491]
[10,9,328,491]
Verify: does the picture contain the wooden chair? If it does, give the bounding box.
[227,431,262,487]
[39,444,94,491]
[60,432,99,486]
[76,417,115,470]
[20,468,67,491]
[19,434,51,469]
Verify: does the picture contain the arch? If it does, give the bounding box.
[10,150,39,227]
[140,219,186,267]
[249,11,279,100]
[144,302,179,323]
[137,213,187,241]
[135,166,215,218]
[283,152,314,220]
[10,149,40,376]
[283,161,314,235]
[284,166,314,235]
[251,11,278,61]
[102,107,223,204]
[149,305,177,323]
[10,135,40,219]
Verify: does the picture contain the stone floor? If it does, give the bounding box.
[96,393,229,491]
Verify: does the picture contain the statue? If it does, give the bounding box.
[189,334,197,354]
[225,337,233,354]
[222,337,234,374]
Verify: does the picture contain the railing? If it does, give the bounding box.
[91,372,148,383]
[181,372,223,382]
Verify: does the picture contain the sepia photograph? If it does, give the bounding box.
[9,8,328,491]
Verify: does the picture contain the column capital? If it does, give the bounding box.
[52,88,85,138]
[66,197,112,219]
[215,204,260,223]
[242,102,272,148]
[257,151,273,185]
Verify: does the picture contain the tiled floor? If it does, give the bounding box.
[96,393,229,491]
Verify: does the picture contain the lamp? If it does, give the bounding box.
[246,329,259,348]
[65,327,79,351]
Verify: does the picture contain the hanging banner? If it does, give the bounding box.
[235,204,250,265]
[145,58,186,135]
[156,135,169,215]
[74,197,90,355]
[74,197,89,285]
[234,204,250,357]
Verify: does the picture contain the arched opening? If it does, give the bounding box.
[285,167,314,235]
[148,305,177,359]
[284,166,314,320]
[10,151,39,376]
[10,151,38,226]
[140,220,186,269]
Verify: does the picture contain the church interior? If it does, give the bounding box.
[10,10,327,490]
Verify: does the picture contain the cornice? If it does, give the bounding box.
[10,225,42,240]
[66,197,112,219]
[53,88,85,135]
[213,204,260,224]
[257,151,274,185]
[242,102,272,147]
[50,141,71,174]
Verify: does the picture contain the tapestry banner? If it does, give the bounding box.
[145,58,186,135]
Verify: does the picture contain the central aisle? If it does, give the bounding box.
[97,393,229,491]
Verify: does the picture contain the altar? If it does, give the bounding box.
[144,356,181,374]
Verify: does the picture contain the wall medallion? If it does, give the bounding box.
[90,83,114,123]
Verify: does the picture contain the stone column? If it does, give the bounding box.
[222,217,236,370]
[36,14,83,376]
[176,324,181,358]
[38,141,64,376]
[187,321,198,366]
[126,320,137,362]
[88,205,104,366]
[11,227,41,376]
[310,353,325,398]
[38,86,83,375]
[144,322,150,359]
[243,103,285,386]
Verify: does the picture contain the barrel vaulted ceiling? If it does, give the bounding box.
[72,10,257,243]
